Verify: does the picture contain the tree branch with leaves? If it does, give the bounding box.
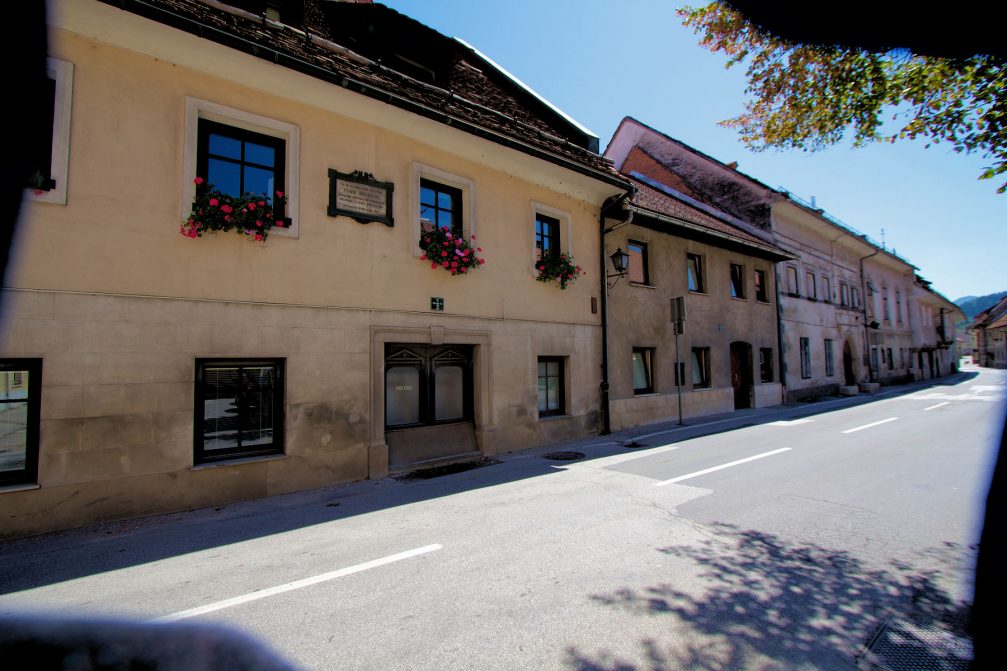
[679,2,1007,193]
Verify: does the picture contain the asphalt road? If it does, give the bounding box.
[1,366,1004,670]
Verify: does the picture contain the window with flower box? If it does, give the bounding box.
[413,163,475,256]
[26,59,72,205]
[183,98,299,236]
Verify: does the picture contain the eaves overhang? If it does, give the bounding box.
[627,204,796,263]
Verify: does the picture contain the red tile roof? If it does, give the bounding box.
[99,0,625,185]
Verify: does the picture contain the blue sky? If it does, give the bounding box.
[382,0,1004,302]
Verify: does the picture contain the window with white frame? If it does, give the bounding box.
[26,58,73,205]
[413,163,475,255]
[530,202,572,270]
[183,98,300,236]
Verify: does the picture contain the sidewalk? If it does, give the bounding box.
[514,368,979,463]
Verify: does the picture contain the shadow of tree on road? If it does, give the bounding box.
[568,524,972,670]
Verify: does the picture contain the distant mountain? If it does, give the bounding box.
[957,291,1007,319]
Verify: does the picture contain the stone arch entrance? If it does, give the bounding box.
[843,339,857,386]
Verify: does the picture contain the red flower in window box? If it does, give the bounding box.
[418,222,484,275]
[181,177,288,243]
[535,252,583,290]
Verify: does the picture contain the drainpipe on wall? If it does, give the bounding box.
[859,247,880,383]
[599,190,634,435]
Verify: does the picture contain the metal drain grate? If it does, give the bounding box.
[860,617,972,671]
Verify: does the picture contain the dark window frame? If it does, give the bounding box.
[0,359,42,486]
[419,178,463,237]
[730,263,746,299]
[632,347,655,395]
[691,347,711,389]
[800,337,812,379]
[628,240,650,285]
[825,339,835,377]
[197,119,286,214]
[759,347,774,383]
[754,269,769,303]
[535,213,561,261]
[805,271,817,301]
[194,358,285,465]
[785,266,800,297]
[537,356,566,418]
[687,253,705,293]
[384,345,473,430]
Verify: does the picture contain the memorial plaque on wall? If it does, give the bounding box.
[328,169,394,226]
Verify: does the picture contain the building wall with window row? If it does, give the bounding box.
[0,1,626,537]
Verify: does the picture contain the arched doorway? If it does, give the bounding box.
[842,339,856,386]
[730,341,753,409]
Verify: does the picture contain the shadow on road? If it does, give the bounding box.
[567,524,972,670]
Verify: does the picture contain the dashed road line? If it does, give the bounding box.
[842,417,899,434]
[653,448,792,487]
[924,402,950,411]
[154,544,443,622]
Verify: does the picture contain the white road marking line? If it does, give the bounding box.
[924,402,950,411]
[154,544,442,622]
[769,419,814,426]
[653,448,791,487]
[841,417,899,434]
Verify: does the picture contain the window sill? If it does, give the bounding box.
[633,391,658,397]
[538,413,571,422]
[629,282,657,289]
[730,295,748,301]
[688,290,709,296]
[192,453,287,471]
[756,299,771,305]
[0,482,41,494]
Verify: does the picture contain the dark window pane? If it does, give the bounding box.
[244,165,275,199]
[437,191,454,210]
[245,141,275,167]
[208,133,242,160]
[628,244,645,284]
[420,205,435,224]
[438,211,452,231]
[0,370,30,401]
[208,158,241,197]
[0,402,29,473]
[435,365,464,421]
[239,366,274,447]
[203,366,240,452]
[421,186,437,207]
[386,367,420,426]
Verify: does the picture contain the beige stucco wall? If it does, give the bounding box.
[0,13,622,537]
[606,224,781,430]
[772,203,875,399]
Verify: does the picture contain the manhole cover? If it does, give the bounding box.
[543,451,584,461]
[860,617,972,671]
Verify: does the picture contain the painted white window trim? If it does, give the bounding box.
[529,201,573,274]
[182,97,300,237]
[27,58,73,206]
[412,162,476,256]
